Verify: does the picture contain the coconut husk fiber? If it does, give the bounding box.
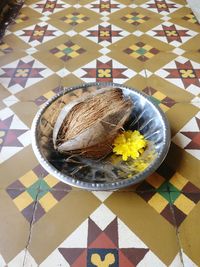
[53,88,133,159]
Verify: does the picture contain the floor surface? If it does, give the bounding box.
[0,0,200,266]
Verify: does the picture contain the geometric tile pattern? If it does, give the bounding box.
[6,164,71,223]
[1,0,200,266]
[14,22,63,47]
[30,0,70,16]
[155,56,200,96]
[136,172,200,226]
[50,41,86,61]
[80,22,129,47]
[141,0,182,15]
[60,12,89,26]
[85,0,124,16]
[121,12,150,26]
[146,22,198,47]
[74,56,136,83]
[0,108,30,164]
[0,42,13,56]
[39,208,166,266]
[172,111,200,160]
[142,87,176,112]
[124,42,160,62]
[182,13,199,25]
[0,56,53,94]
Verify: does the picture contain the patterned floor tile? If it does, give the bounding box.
[84,0,125,16]
[34,35,101,72]
[146,21,198,48]
[155,55,200,96]
[6,164,71,223]
[109,7,162,33]
[0,107,30,164]
[104,192,180,265]
[146,74,195,102]
[80,22,129,47]
[73,55,136,83]
[0,190,30,264]
[27,191,100,264]
[30,0,71,16]
[14,22,63,47]
[140,0,182,16]
[136,165,200,227]
[0,55,54,94]
[39,205,174,266]
[8,8,41,32]
[49,7,101,32]
[172,111,200,160]
[177,198,200,266]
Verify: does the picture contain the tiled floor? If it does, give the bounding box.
[0,0,200,266]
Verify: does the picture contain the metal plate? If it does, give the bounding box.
[31,82,171,190]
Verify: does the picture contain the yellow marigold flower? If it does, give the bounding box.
[113,130,147,161]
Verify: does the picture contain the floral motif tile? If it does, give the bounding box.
[14,22,63,47]
[73,55,136,83]
[30,0,71,16]
[141,0,182,16]
[146,21,198,47]
[80,22,129,46]
[39,206,167,266]
[155,56,200,96]
[84,0,125,16]
[0,55,53,94]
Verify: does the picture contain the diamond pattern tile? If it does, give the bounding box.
[0,0,200,265]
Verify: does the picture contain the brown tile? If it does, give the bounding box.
[28,190,100,264]
[0,146,39,189]
[16,74,61,102]
[49,7,101,32]
[0,189,30,263]
[105,192,180,265]
[178,200,200,266]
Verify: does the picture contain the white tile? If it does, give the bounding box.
[60,219,88,248]
[118,218,147,248]
[133,30,144,37]
[90,204,116,230]
[66,30,77,37]
[2,95,19,107]
[92,191,112,202]
[99,47,111,55]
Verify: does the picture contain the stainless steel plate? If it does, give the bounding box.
[31,82,171,190]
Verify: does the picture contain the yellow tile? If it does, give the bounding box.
[13,191,33,211]
[71,44,80,51]
[44,174,58,188]
[39,192,57,212]
[174,195,195,215]
[153,91,166,100]
[146,173,165,188]
[143,44,152,51]
[19,171,38,187]
[145,52,154,58]
[159,103,168,112]
[130,52,139,58]
[57,44,67,50]
[170,173,188,190]
[69,51,79,58]
[148,193,168,213]
[129,44,139,50]
[43,91,55,99]
[55,51,65,58]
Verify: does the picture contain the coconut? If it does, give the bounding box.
[53,88,133,158]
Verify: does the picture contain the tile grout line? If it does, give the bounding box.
[22,179,42,267]
[168,184,185,267]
